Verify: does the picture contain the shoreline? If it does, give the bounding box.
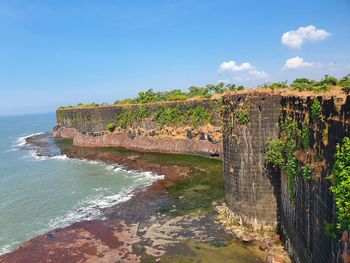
[0,134,283,262]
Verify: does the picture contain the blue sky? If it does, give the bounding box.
[0,0,349,116]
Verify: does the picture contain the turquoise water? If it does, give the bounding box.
[0,113,162,254]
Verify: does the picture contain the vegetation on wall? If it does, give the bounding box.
[234,109,250,125]
[328,137,350,232]
[155,106,182,127]
[300,121,310,150]
[301,164,313,182]
[266,116,305,203]
[107,123,116,132]
[311,99,322,123]
[115,103,215,129]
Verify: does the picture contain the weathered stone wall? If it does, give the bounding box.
[56,99,221,132]
[278,95,350,263]
[73,132,222,157]
[55,99,223,157]
[222,92,281,227]
[222,92,350,263]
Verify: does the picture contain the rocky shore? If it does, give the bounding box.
[0,134,289,262]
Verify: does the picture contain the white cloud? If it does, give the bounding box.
[281,25,331,49]
[219,60,253,72]
[219,60,269,83]
[248,69,269,79]
[283,56,315,70]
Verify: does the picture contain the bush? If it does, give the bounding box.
[301,164,313,181]
[107,123,116,132]
[118,109,134,129]
[155,106,182,127]
[340,80,350,93]
[320,75,338,86]
[114,83,243,105]
[235,109,249,125]
[291,78,317,91]
[291,77,331,93]
[311,100,322,122]
[266,139,285,169]
[301,121,310,150]
[187,105,211,127]
[329,137,350,231]
[339,74,350,93]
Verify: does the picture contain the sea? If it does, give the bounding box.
[0,113,163,254]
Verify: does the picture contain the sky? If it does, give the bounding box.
[0,0,349,116]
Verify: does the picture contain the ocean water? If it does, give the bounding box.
[0,113,163,254]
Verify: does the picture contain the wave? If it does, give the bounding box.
[30,151,68,161]
[47,169,163,228]
[105,164,164,182]
[0,242,19,255]
[14,132,45,148]
[48,187,135,229]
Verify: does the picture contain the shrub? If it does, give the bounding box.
[301,164,313,181]
[155,106,182,127]
[339,74,350,93]
[235,109,249,125]
[311,100,322,122]
[329,137,350,231]
[320,75,338,86]
[107,122,116,132]
[136,105,149,119]
[118,109,134,129]
[291,77,331,93]
[291,78,317,91]
[266,116,301,204]
[266,139,285,169]
[187,105,211,127]
[301,121,310,150]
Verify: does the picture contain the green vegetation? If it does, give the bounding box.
[324,222,337,239]
[339,73,350,93]
[328,137,350,232]
[155,106,182,127]
[266,139,285,169]
[266,116,302,203]
[107,122,116,132]
[259,81,288,89]
[59,74,350,109]
[311,99,322,122]
[115,82,243,105]
[301,164,313,182]
[291,77,331,93]
[116,103,213,129]
[234,109,250,125]
[301,121,310,150]
[187,105,212,128]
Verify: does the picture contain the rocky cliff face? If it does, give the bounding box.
[222,91,350,263]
